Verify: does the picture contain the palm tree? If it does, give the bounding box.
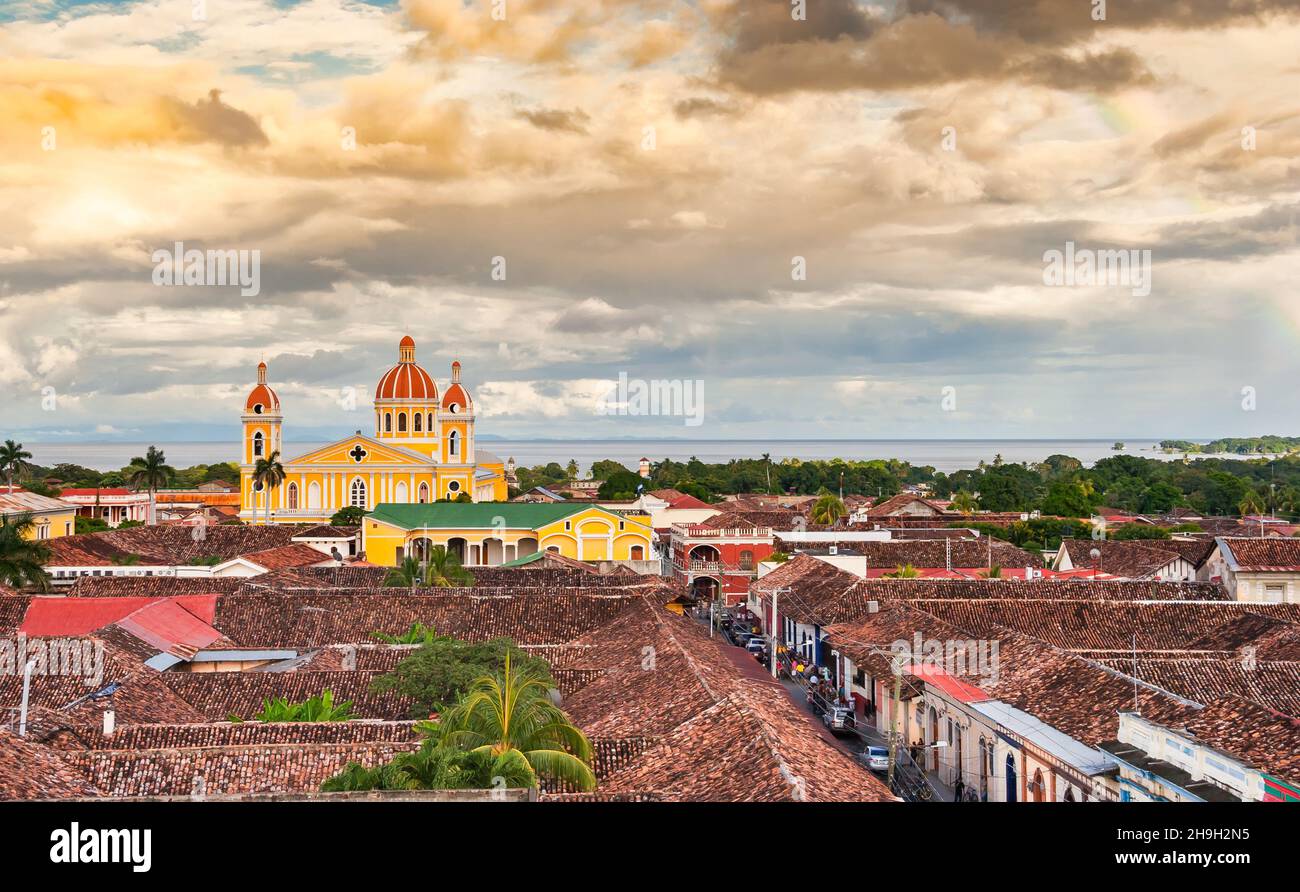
[438,653,596,791]
[127,446,174,526]
[0,513,52,591]
[884,563,920,579]
[0,440,33,493]
[761,452,772,494]
[950,490,977,515]
[384,547,473,592]
[422,545,473,587]
[252,450,286,525]
[321,734,535,793]
[1238,489,1266,518]
[385,554,426,593]
[810,494,846,526]
[983,564,1003,579]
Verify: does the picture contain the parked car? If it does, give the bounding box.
[822,705,856,734]
[859,745,890,772]
[744,637,769,655]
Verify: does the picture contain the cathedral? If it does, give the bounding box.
[239,336,508,523]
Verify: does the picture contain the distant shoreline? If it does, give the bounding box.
[19,438,1285,476]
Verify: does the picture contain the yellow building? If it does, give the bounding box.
[239,336,508,523]
[362,502,655,567]
[0,489,78,540]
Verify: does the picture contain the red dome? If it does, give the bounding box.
[375,337,438,401]
[442,359,471,411]
[442,382,471,411]
[245,362,280,414]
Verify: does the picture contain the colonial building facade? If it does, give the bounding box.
[239,336,508,523]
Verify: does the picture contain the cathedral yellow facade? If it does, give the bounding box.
[239,336,507,523]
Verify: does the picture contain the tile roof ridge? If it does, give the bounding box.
[641,599,813,801]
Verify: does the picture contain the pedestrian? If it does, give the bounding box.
[953,778,965,802]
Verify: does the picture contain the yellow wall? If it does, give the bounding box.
[239,435,507,523]
[10,507,77,540]
[362,506,653,566]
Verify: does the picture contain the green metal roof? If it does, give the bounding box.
[367,502,589,531]
[499,551,546,567]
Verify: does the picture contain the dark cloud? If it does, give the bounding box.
[673,97,739,119]
[902,0,1298,42]
[515,107,591,134]
[728,0,877,53]
[164,89,268,147]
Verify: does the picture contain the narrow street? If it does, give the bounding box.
[699,609,956,802]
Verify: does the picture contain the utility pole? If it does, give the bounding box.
[886,661,903,791]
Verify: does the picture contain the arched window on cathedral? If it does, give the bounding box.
[397,412,407,433]
[286,482,298,510]
[427,413,434,431]
[413,412,422,433]
[253,431,264,457]
[418,482,429,503]
[448,430,459,457]
[350,478,367,508]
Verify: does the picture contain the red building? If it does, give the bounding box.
[670,520,776,604]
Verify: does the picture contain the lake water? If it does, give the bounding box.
[19,438,1239,474]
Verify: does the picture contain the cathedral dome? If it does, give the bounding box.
[441,360,472,412]
[376,336,438,401]
[245,362,280,415]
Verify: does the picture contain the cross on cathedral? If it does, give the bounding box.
[348,444,368,463]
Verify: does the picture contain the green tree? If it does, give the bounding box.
[371,623,439,644]
[384,547,473,590]
[810,494,846,525]
[1238,489,1266,517]
[373,637,553,717]
[0,440,33,493]
[950,490,978,515]
[597,470,645,500]
[230,689,356,722]
[565,459,579,480]
[884,563,920,578]
[330,505,367,525]
[439,653,596,791]
[322,726,536,792]
[252,449,286,525]
[1040,479,1098,517]
[0,513,52,591]
[74,516,110,534]
[127,446,174,526]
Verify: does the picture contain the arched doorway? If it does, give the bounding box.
[483,537,504,566]
[689,544,720,566]
[516,536,538,559]
[446,537,467,564]
[630,545,644,560]
[1005,754,1018,803]
[408,537,434,562]
[1032,768,1045,803]
[690,576,720,603]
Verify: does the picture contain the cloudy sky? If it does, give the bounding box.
[2,0,1299,444]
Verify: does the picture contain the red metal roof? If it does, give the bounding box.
[115,599,224,659]
[56,488,136,496]
[905,662,990,703]
[20,595,218,637]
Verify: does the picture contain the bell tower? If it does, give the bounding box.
[240,362,283,521]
